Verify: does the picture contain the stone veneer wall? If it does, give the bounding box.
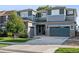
[70,30,75,38]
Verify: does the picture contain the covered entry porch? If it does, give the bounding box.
[36,24,46,35]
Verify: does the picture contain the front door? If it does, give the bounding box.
[36,25,45,35]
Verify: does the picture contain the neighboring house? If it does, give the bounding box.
[17,9,36,37]
[0,9,35,37]
[32,6,77,37]
[0,11,13,30]
[17,9,36,21]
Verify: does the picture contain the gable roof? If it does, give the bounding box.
[18,9,34,12]
[0,11,15,16]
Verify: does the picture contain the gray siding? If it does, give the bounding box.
[66,16,76,21]
[0,16,6,23]
[47,15,65,22]
[70,30,75,37]
[35,21,75,25]
[30,27,34,38]
[35,17,47,22]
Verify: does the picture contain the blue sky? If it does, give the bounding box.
[0,5,39,11]
[0,5,78,25]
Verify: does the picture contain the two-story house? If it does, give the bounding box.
[0,6,77,38]
[31,6,77,37]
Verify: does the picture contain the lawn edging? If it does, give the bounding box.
[0,37,31,43]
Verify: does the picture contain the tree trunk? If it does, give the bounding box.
[13,33,18,39]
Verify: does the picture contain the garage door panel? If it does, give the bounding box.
[50,27,70,37]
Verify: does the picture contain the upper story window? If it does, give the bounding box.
[20,11,33,18]
[36,13,41,17]
[60,9,64,14]
[28,11,32,16]
[52,9,60,15]
[17,12,20,16]
[47,10,51,15]
[41,12,47,17]
[0,16,6,23]
[66,9,74,15]
[48,9,66,15]
[20,11,28,18]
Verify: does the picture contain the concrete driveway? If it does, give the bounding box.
[21,36,69,45]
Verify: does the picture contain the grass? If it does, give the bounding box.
[55,48,79,53]
[0,44,9,47]
[0,37,30,43]
[0,37,30,47]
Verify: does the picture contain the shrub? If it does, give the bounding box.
[0,29,4,35]
[0,31,7,37]
[19,33,28,38]
[7,32,13,37]
[0,37,3,40]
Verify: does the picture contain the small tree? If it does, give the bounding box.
[37,5,52,11]
[6,11,26,38]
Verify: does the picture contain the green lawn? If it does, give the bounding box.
[0,37,30,43]
[55,48,79,53]
[0,44,9,47]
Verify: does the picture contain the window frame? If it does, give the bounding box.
[60,9,64,14]
[41,12,47,17]
[36,13,41,17]
[51,9,64,15]
[20,11,28,18]
[51,9,60,15]
[28,11,32,16]
[66,9,74,16]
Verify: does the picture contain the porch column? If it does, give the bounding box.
[34,25,36,36]
[47,27,50,36]
[46,25,50,36]
[45,24,48,36]
[6,16,8,21]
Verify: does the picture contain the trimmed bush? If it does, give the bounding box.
[7,32,13,37]
[19,33,28,38]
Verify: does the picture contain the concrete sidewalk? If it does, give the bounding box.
[1,45,58,53]
[1,45,79,53]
